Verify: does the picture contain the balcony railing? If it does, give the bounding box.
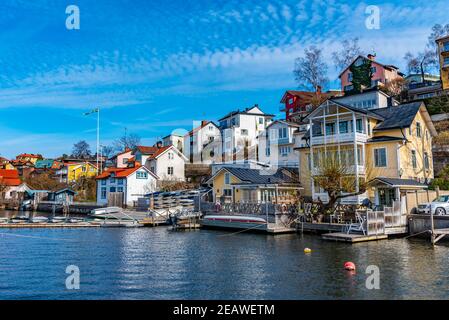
[311,132,367,145]
[312,165,365,176]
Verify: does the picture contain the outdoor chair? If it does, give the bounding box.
[345,212,366,235]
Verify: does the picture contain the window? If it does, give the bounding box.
[443,41,449,52]
[101,187,107,199]
[411,150,417,169]
[278,127,287,139]
[117,187,124,193]
[209,126,214,131]
[231,118,236,126]
[339,121,349,134]
[374,148,387,167]
[356,119,364,133]
[82,166,86,172]
[259,118,264,125]
[224,173,231,185]
[168,152,174,159]
[416,122,422,138]
[167,167,174,175]
[265,147,270,156]
[371,66,377,74]
[444,57,449,67]
[241,129,248,136]
[288,98,293,105]
[307,153,311,170]
[367,121,371,135]
[424,152,430,169]
[136,171,148,179]
[117,179,124,185]
[344,85,354,92]
[223,189,232,197]
[279,146,291,156]
[110,187,116,192]
[122,158,128,164]
[110,177,116,183]
[347,73,353,82]
[325,122,336,135]
[101,180,106,186]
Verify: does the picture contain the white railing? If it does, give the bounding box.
[312,165,365,176]
[384,201,407,228]
[313,192,368,204]
[311,132,367,145]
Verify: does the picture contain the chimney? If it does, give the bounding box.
[156,141,163,149]
[201,120,208,127]
[367,53,376,61]
[316,85,322,94]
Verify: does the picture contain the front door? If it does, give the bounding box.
[377,188,395,209]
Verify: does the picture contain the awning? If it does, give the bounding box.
[368,177,428,190]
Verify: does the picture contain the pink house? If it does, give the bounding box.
[111,148,133,168]
[339,54,404,93]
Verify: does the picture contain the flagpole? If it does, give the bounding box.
[97,108,100,174]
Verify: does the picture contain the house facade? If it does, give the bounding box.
[163,133,184,153]
[110,149,133,168]
[339,54,404,93]
[218,105,274,163]
[207,167,302,204]
[184,120,221,164]
[96,166,158,206]
[0,169,31,200]
[298,99,436,208]
[134,145,187,181]
[258,120,301,168]
[15,153,43,165]
[436,35,449,91]
[56,162,98,183]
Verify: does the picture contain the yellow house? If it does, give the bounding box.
[61,162,98,183]
[0,157,14,170]
[436,35,449,91]
[297,99,437,209]
[206,167,302,204]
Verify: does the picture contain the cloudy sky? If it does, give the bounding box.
[0,0,447,158]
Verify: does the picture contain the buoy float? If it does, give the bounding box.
[304,248,312,254]
[344,262,356,271]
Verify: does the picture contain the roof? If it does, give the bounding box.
[431,113,449,122]
[266,120,301,130]
[0,169,22,186]
[218,105,274,122]
[184,121,218,137]
[338,55,400,78]
[110,148,132,159]
[207,167,301,186]
[366,136,405,143]
[280,90,338,104]
[95,165,158,180]
[16,153,42,159]
[369,177,428,188]
[369,102,422,131]
[35,159,55,169]
[436,35,449,42]
[134,146,159,155]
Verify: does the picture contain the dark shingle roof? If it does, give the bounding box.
[369,102,422,131]
[367,136,404,143]
[371,177,427,187]
[221,167,300,185]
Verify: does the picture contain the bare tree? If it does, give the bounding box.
[114,133,141,152]
[382,77,408,102]
[311,152,368,214]
[101,145,115,159]
[331,38,364,71]
[72,140,92,159]
[293,46,329,91]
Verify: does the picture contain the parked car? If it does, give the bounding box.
[417,195,449,215]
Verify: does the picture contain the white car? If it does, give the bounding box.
[417,195,449,215]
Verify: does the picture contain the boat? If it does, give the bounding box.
[200,215,268,232]
[31,216,49,223]
[0,217,9,224]
[10,216,29,223]
[90,207,122,216]
[51,216,68,223]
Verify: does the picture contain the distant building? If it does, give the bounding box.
[333,88,398,110]
[0,169,31,200]
[405,73,442,101]
[56,162,98,183]
[339,54,404,94]
[15,153,43,165]
[162,133,184,153]
[110,148,133,169]
[435,35,449,91]
[183,120,221,164]
[218,105,274,163]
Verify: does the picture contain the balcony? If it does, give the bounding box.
[311,132,367,146]
[312,165,365,176]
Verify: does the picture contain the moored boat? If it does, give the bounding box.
[31,216,49,223]
[200,215,267,232]
[90,207,122,216]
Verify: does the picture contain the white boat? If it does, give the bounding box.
[51,216,68,223]
[90,207,122,216]
[31,216,49,223]
[200,215,268,231]
[0,217,9,223]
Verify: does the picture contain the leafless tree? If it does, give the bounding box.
[293,46,329,91]
[331,38,364,71]
[113,133,141,152]
[72,140,92,159]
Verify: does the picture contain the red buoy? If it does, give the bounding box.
[344,262,356,271]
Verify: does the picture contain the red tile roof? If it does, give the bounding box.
[150,146,171,159]
[135,146,159,155]
[0,169,22,186]
[96,165,155,180]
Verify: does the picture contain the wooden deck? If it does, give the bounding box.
[267,223,296,234]
[321,232,388,243]
[298,222,345,233]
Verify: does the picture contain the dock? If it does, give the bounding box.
[267,223,296,234]
[0,222,99,228]
[321,232,388,243]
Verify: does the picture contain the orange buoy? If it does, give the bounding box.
[344,262,356,271]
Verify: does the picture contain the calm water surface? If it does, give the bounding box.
[0,210,449,299]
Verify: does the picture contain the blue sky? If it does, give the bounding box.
[0,0,447,158]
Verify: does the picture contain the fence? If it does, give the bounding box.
[404,189,449,214]
[366,209,385,236]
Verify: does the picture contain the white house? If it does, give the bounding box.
[333,88,398,110]
[218,104,274,163]
[133,144,187,181]
[0,169,31,200]
[184,120,221,164]
[258,120,301,168]
[96,166,158,206]
[163,133,184,154]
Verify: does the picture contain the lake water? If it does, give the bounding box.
[0,210,449,299]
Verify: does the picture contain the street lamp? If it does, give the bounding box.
[84,107,100,174]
